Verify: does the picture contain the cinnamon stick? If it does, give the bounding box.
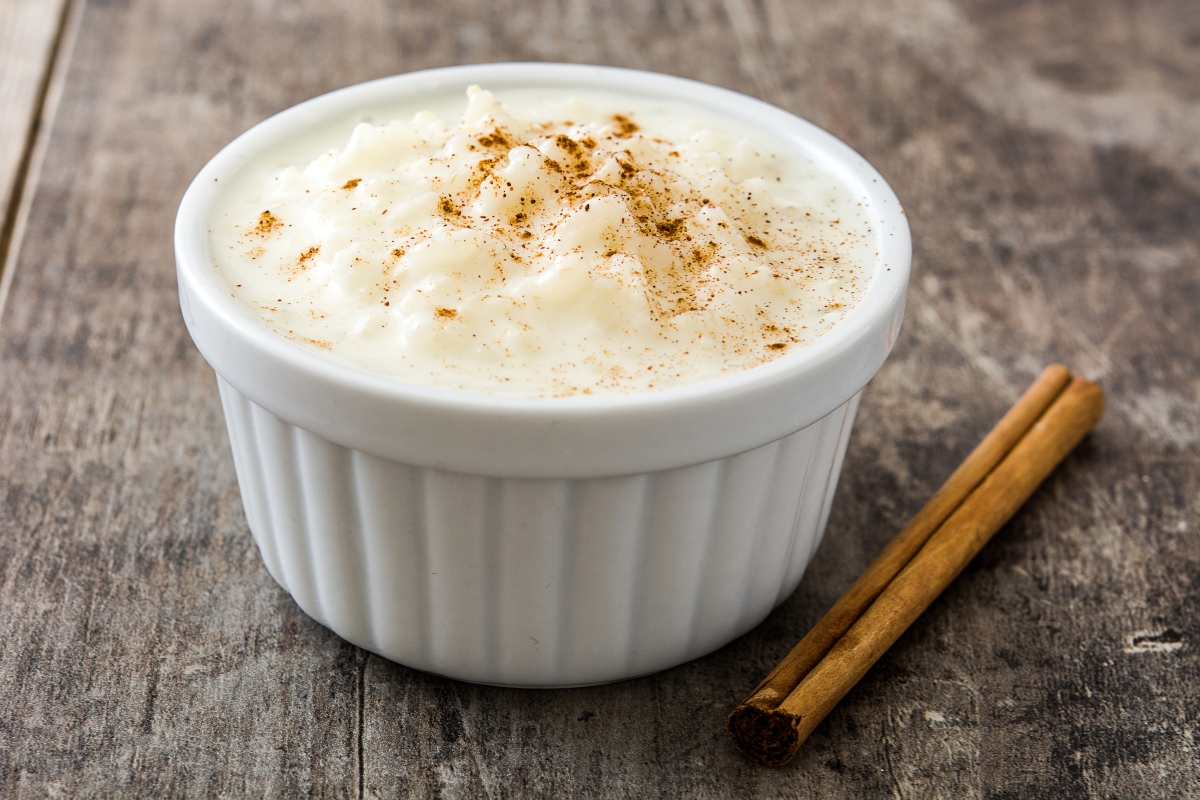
[727,364,1072,761]
[727,369,1104,767]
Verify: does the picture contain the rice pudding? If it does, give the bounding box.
[210,85,876,397]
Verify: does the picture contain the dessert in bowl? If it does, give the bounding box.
[175,63,910,687]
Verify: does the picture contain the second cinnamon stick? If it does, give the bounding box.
[773,376,1104,749]
[728,372,1104,766]
[727,365,1073,764]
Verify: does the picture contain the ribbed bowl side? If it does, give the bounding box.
[217,377,861,687]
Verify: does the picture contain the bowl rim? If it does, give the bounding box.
[176,63,911,477]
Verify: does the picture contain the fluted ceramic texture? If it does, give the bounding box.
[218,377,861,687]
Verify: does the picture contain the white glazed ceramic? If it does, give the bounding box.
[176,63,911,687]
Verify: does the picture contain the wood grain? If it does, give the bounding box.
[0,0,1197,797]
[0,0,70,286]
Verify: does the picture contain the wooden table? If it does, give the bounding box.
[1,1,1196,796]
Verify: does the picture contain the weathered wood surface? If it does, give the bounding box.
[0,0,69,279]
[0,0,1197,796]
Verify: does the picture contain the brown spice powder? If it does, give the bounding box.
[253,210,283,235]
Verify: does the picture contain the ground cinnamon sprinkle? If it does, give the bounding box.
[476,128,512,149]
[216,85,875,397]
[611,113,639,138]
[253,210,283,235]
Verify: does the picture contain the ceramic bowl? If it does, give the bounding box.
[175,63,910,686]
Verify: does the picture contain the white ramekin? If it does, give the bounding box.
[176,63,910,687]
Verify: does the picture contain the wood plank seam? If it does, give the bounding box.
[0,0,78,328]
